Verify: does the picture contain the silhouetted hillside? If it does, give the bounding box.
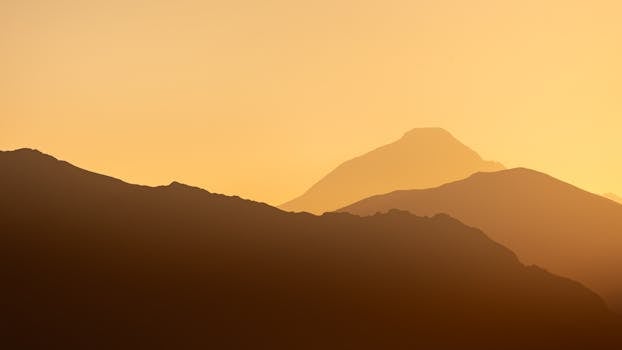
[280,128,504,214]
[341,168,622,312]
[604,192,622,204]
[1,149,620,349]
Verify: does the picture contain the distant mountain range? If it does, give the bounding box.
[1,148,620,349]
[280,128,504,214]
[341,168,622,312]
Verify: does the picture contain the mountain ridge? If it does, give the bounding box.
[340,167,622,311]
[2,149,620,348]
[604,192,622,204]
[280,128,504,214]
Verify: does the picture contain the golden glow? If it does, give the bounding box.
[2,0,621,205]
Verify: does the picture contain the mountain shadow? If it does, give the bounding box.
[280,128,504,214]
[341,168,622,312]
[1,149,620,349]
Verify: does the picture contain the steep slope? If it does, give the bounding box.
[604,192,622,204]
[341,168,622,311]
[280,128,504,214]
[1,149,620,349]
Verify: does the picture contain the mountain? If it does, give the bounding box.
[1,149,620,349]
[604,192,622,204]
[280,128,504,214]
[341,168,622,312]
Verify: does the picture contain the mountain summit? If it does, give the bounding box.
[280,128,503,214]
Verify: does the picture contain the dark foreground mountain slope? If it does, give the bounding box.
[341,168,622,312]
[1,149,620,349]
[280,128,503,214]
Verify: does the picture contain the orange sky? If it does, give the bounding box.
[2,0,621,205]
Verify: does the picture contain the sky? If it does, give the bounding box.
[2,0,621,205]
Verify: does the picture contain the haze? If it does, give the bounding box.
[2,0,621,205]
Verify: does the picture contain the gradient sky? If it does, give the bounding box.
[2,0,621,205]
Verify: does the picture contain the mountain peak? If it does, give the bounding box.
[3,148,54,159]
[1,148,68,169]
[166,181,207,193]
[11,147,43,154]
[280,127,504,214]
[470,167,546,179]
[400,127,456,142]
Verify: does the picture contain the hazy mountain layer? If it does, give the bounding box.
[341,168,622,311]
[1,149,620,349]
[280,128,503,214]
